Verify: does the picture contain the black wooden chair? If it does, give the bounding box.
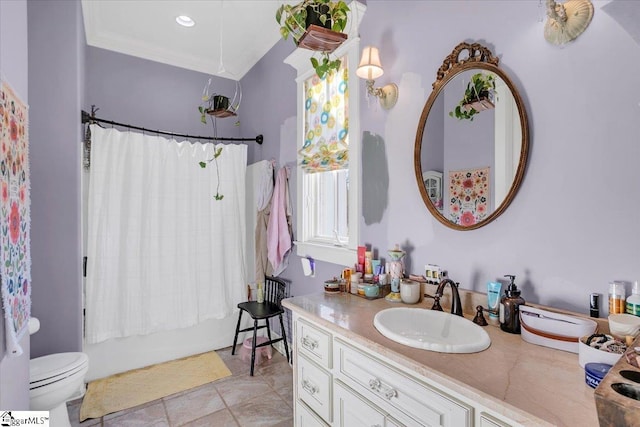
[232,276,290,375]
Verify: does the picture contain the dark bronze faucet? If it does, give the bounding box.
[431,278,463,316]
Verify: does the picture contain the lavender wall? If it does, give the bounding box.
[85,47,241,140]
[28,0,85,357]
[0,0,30,410]
[242,0,640,315]
[239,40,297,166]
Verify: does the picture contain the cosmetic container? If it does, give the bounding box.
[590,293,600,318]
[626,281,640,316]
[257,282,264,303]
[609,282,626,314]
[350,273,361,295]
[585,363,612,389]
[365,251,373,274]
[499,275,525,334]
[487,282,502,318]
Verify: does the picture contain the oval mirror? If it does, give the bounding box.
[414,42,529,230]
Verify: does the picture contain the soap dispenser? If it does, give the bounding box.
[500,275,525,334]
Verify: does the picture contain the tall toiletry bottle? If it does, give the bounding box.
[609,282,626,314]
[257,282,264,304]
[487,281,502,318]
[499,275,525,334]
[626,281,640,316]
[590,293,600,318]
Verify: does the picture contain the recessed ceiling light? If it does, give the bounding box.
[176,15,195,27]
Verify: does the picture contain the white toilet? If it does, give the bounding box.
[29,317,89,427]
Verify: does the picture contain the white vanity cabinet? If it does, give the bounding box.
[292,312,518,427]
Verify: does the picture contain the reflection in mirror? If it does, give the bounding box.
[415,42,529,230]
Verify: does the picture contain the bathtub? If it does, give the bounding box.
[84,315,246,381]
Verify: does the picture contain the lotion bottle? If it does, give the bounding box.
[626,281,640,316]
[499,275,525,334]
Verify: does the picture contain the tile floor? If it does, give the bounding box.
[67,346,294,427]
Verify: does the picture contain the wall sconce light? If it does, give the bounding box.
[544,0,594,45]
[356,46,398,110]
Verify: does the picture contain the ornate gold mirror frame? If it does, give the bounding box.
[414,42,530,230]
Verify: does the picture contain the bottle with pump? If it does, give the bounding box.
[500,275,525,334]
[626,281,640,316]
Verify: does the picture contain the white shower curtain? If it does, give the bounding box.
[85,125,247,344]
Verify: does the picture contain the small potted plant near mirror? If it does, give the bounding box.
[276,0,350,78]
[449,72,497,121]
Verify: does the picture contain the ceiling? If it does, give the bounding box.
[81,0,290,80]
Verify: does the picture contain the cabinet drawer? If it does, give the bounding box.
[479,412,512,427]
[296,400,329,427]
[297,354,332,423]
[334,380,387,427]
[334,339,472,427]
[297,318,332,369]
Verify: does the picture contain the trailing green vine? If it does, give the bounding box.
[198,146,224,200]
[198,106,224,201]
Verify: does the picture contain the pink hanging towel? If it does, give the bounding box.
[267,167,293,276]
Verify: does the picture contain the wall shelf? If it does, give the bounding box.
[206,108,237,118]
[297,24,347,53]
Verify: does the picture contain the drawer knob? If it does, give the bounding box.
[301,336,319,351]
[302,379,319,395]
[384,388,398,400]
[369,377,397,400]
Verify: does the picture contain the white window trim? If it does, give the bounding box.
[284,2,366,267]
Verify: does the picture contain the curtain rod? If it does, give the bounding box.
[81,110,263,145]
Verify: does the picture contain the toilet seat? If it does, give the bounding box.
[30,352,89,390]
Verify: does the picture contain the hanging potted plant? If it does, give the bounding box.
[449,72,497,121]
[198,94,232,123]
[196,79,244,201]
[276,0,350,78]
[197,79,243,123]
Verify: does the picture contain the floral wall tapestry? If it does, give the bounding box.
[0,80,30,357]
[449,167,490,227]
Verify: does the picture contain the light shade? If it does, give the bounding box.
[356,46,384,80]
[176,15,195,27]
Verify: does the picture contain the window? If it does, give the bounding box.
[304,170,349,245]
[286,38,362,266]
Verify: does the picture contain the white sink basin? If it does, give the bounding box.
[373,307,491,353]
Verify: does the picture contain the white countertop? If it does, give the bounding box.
[283,292,599,427]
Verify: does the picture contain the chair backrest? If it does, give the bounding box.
[264,276,287,306]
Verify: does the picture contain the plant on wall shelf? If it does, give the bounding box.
[449,72,497,121]
[276,0,350,78]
